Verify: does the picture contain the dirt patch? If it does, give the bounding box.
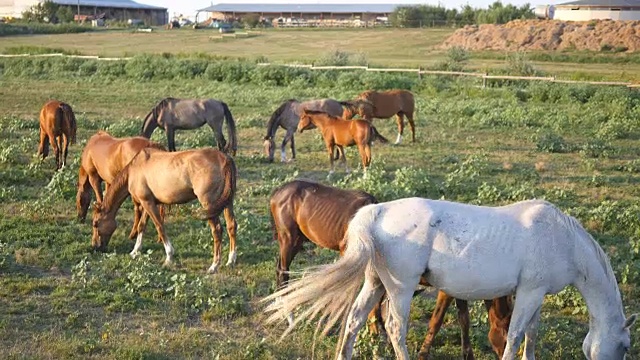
[441,19,640,52]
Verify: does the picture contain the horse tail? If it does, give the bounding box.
[221,102,238,156]
[263,203,379,341]
[61,103,77,145]
[76,165,92,222]
[370,126,389,144]
[207,153,237,219]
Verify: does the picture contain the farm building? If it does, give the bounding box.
[537,0,640,21]
[0,0,168,25]
[197,3,401,27]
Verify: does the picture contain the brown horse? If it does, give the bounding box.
[341,89,416,144]
[92,147,237,274]
[297,110,388,174]
[270,179,512,360]
[76,130,167,239]
[38,100,77,170]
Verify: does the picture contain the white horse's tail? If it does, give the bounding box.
[263,205,378,339]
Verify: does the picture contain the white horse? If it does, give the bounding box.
[264,198,637,360]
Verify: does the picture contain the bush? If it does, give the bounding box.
[536,131,569,153]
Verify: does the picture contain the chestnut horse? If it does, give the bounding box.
[38,100,77,170]
[270,179,512,360]
[297,110,388,174]
[341,89,415,144]
[76,130,166,239]
[92,147,237,274]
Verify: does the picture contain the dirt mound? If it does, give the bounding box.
[442,19,640,52]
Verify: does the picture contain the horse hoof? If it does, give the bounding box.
[207,264,219,274]
[129,251,140,258]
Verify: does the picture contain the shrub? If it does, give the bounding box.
[536,131,569,153]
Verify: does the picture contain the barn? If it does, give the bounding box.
[550,0,640,21]
[197,3,401,27]
[0,0,168,25]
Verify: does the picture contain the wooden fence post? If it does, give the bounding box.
[482,72,488,89]
[418,67,422,80]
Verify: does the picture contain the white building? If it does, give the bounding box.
[549,0,640,21]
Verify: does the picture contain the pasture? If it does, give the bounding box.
[0,48,639,359]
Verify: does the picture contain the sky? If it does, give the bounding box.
[144,0,552,22]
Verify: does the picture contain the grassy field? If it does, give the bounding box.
[0,31,640,359]
[3,27,640,82]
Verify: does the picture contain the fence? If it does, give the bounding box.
[0,52,637,88]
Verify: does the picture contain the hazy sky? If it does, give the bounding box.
[147,0,553,21]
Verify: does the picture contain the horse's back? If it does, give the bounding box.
[359,89,414,116]
[271,179,376,250]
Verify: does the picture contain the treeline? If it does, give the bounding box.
[390,1,535,28]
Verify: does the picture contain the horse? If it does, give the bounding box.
[297,110,388,174]
[265,198,637,360]
[91,147,237,274]
[270,179,512,360]
[38,100,77,170]
[76,130,167,240]
[140,97,238,156]
[263,98,344,163]
[341,89,416,144]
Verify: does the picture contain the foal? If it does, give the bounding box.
[297,109,387,174]
[38,100,77,170]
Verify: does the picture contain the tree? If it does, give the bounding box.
[56,6,74,23]
[242,13,261,28]
[22,0,60,23]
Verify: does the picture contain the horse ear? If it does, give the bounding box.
[624,314,638,328]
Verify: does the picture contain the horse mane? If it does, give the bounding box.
[102,160,132,212]
[265,99,297,140]
[141,97,177,133]
[302,109,341,121]
[146,141,167,151]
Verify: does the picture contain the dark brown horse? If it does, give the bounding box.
[92,147,237,273]
[297,110,388,174]
[76,130,167,240]
[141,97,238,156]
[38,100,77,170]
[269,179,512,360]
[341,89,416,144]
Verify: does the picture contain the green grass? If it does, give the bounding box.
[2,27,640,81]
[0,69,639,359]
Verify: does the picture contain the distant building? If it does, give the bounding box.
[538,0,640,21]
[0,0,168,25]
[197,3,402,26]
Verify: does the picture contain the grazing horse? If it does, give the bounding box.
[38,100,77,170]
[341,89,416,144]
[140,97,238,156]
[270,179,512,360]
[297,110,388,174]
[76,130,167,239]
[265,198,638,360]
[92,147,237,274]
[263,98,344,163]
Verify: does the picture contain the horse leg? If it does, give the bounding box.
[394,113,405,145]
[383,287,414,360]
[289,133,296,160]
[206,216,224,274]
[50,135,60,169]
[223,204,237,267]
[61,133,69,168]
[418,290,455,360]
[281,129,295,162]
[337,269,386,360]
[406,112,416,143]
[455,299,475,360]
[337,145,349,173]
[38,128,49,159]
[501,289,545,360]
[208,119,226,153]
[523,307,541,360]
[140,200,175,266]
[130,203,149,258]
[327,143,336,175]
[166,126,176,152]
[128,203,143,240]
[76,167,92,222]
[88,176,104,204]
[275,222,304,326]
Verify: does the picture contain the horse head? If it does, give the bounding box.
[339,101,357,120]
[297,110,313,133]
[263,135,275,162]
[583,313,636,360]
[91,201,117,252]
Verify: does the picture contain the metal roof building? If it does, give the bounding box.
[198,3,404,25]
[0,0,167,24]
[551,0,640,20]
